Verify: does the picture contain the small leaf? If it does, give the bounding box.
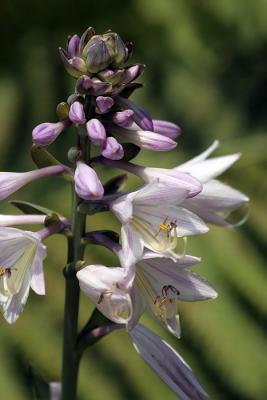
[10,200,61,217]
[122,143,140,161]
[118,82,143,98]
[29,366,50,400]
[31,145,73,181]
[10,201,52,215]
[104,174,128,195]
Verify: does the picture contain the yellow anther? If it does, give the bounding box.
[154,285,180,320]
[155,217,177,238]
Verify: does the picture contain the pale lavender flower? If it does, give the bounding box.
[86,118,106,146]
[0,227,47,323]
[32,122,65,146]
[110,182,208,265]
[130,324,208,400]
[96,96,114,114]
[110,124,177,152]
[69,101,86,124]
[50,382,61,400]
[74,161,104,200]
[124,250,217,337]
[153,119,182,139]
[176,141,249,226]
[0,165,66,200]
[101,137,124,160]
[77,263,134,324]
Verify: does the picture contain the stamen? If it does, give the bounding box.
[154,285,180,321]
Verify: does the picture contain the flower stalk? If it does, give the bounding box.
[61,128,90,400]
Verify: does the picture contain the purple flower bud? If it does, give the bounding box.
[153,120,182,139]
[59,48,86,78]
[69,101,86,124]
[101,137,124,160]
[86,119,106,146]
[91,78,112,95]
[76,75,93,94]
[96,96,114,114]
[79,27,95,54]
[32,122,65,146]
[124,64,145,84]
[117,97,154,131]
[112,110,134,128]
[67,35,80,58]
[74,161,104,200]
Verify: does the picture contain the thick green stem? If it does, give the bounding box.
[61,124,90,400]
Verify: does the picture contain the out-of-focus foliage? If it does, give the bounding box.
[0,1,267,399]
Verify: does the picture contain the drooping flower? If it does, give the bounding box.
[0,227,47,323]
[77,262,134,325]
[110,181,208,264]
[74,161,104,200]
[0,165,66,200]
[81,231,216,337]
[130,324,208,400]
[125,250,217,337]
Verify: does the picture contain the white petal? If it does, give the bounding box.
[2,272,31,323]
[177,153,240,183]
[134,181,189,206]
[139,257,217,301]
[178,140,219,167]
[121,224,144,267]
[127,284,146,331]
[110,192,135,223]
[130,324,208,400]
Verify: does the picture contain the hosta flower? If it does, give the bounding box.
[0,227,46,323]
[176,141,249,225]
[130,324,208,400]
[77,263,134,325]
[0,165,66,200]
[125,250,217,337]
[81,232,216,337]
[110,181,208,264]
[32,121,66,146]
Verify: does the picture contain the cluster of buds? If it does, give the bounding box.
[0,26,249,400]
[59,27,144,97]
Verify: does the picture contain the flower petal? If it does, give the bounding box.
[130,324,208,400]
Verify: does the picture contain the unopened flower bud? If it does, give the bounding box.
[96,96,114,114]
[101,137,124,160]
[67,35,80,58]
[76,75,93,94]
[32,122,65,146]
[117,97,153,131]
[59,48,87,78]
[124,64,145,84]
[69,101,86,124]
[153,120,182,139]
[74,161,104,200]
[112,110,134,128]
[98,69,125,85]
[85,36,111,73]
[86,119,106,146]
[56,102,70,121]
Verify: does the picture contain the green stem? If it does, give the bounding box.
[61,121,90,400]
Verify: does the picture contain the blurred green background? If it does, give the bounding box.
[1,0,267,399]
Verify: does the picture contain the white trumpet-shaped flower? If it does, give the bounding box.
[77,263,135,325]
[130,324,208,400]
[0,227,46,323]
[110,182,208,265]
[176,140,249,226]
[122,250,217,337]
